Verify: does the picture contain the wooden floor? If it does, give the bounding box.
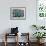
[0,42,46,46]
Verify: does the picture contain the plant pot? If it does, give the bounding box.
[37,39,45,44]
[37,39,40,43]
[40,38,45,43]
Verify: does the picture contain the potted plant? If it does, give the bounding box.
[32,25,39,30]
[40,26,45,29]
[32,24,45,30]
[33,32,46,43]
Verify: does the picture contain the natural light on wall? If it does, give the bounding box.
[37,0,46,20]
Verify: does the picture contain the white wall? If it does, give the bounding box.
[0,0,36,42]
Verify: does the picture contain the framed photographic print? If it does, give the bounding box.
[37,0,46,19]
[10,7,26,20]
[36,0,46,26]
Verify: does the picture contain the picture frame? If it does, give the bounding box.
[10,7,26,20]
[36,0,46,26]
[36,0,46,19]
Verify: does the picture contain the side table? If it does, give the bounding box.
[4,33,18,46]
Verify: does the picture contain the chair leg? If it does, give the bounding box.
[4,41,7,46]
